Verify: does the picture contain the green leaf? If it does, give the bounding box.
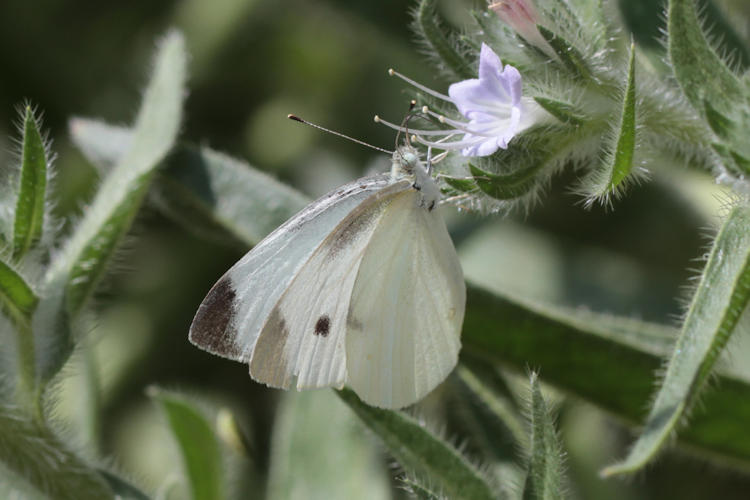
[442,176,476,194]
[668,0,744,109]
[583,43,638,203]
[463,283,750,469]
[469,158,546,201]
[413,0,473,79]
[537,25,592,81]
[468,124,586,201]
[0,259,37,326]
[532,97,585,126]
[149,388,224,500]
[68,118,133,174]
[38,31,186,383]
[603,205,750,476]
[68,120,310,247]
[0,258,40,414]
[0,404,114,500]
[12,106,49,260]
[522,373,567,500]
[267,390,390,500]
[456,361,527,449]
[97,470,150,500]
[337,388,498,500]
[154,146,309,246]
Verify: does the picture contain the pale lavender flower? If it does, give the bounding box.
[377,43,538,157]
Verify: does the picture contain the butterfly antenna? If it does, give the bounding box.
[288,114,393,155]
[393,100,419,153]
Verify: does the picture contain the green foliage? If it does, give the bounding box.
[267,390,390,500]
[338,388,498,500]
[12,106,49,260]
[4,0,750,498]
[412,0,473,80]
[604,205,750,476]
[582,43,639,204]
[0,404,114,500]
[522,373,567,500]
[149,388,224,500]
[35,30,186,384]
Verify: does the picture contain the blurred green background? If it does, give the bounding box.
[2,0,750,498]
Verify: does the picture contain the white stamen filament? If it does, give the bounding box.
[388,69,452,102]
[374,115,453,136]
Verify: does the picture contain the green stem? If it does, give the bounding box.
[16,320,42,422]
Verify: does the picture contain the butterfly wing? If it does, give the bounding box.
[345,190,465,409]
[248,181,413,390]
[189,174,393,363]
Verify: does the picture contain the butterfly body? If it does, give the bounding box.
[190,148,465,408]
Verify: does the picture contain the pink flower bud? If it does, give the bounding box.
[488,0,555,58]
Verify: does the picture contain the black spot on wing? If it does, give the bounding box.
[189,277,241,358]
[315,315,331,336]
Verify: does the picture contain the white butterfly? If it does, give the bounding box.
[189,146,465,409]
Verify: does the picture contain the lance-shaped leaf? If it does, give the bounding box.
[0,258,39,413]
[0,259,37,326]
[469,124,581,201]
[149,388,224,500]
[537,25,591,82]
[0,404,114,499]
[267,390,390,500]
[532,97,585,126]
[413,0,473,79]
[154,146,309,246]
[68,120,309,248]
[36,31,186,383]
[522,373,567,500]
[582,44,638,205]
[603,205,750,476]
[668,0,743,111]
[338,388,498,500]
[68,118,133,175]
[97,470,150,500]
[12,106,49,260]
[456,360,527,451]
[463,284,750,468]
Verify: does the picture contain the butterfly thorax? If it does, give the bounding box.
[391,147,440,211]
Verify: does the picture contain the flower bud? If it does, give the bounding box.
[489,0,555,58]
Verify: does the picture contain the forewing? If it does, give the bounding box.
[248,181,413,390]
[345,191,465,409]
[189,174,392,362]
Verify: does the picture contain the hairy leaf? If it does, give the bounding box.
[464,284,750,469]
[603,205,750,476]
[583,43,638,203]
[338,388,498,500]
[0,404,113,499]
[38,31,186,383]
[12,106,49,260]
[522,373,566,500]
[532,97,585,126]
[413,0,473,79]
[0,259,37,326]
[537,25,591,81]
[668,0,743,109]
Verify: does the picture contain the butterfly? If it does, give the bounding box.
[189,146,465,409]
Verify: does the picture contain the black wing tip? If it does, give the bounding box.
[189,277,243,359]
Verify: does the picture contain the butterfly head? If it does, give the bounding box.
[391,145,422,177]
[391,146,440,210]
